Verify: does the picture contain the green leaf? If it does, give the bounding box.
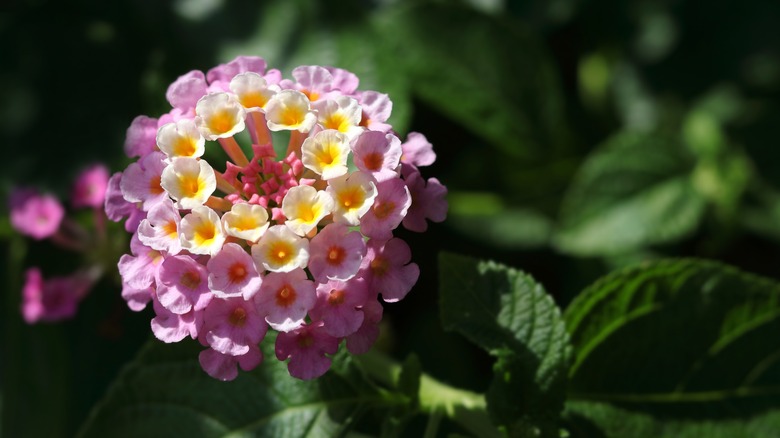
[220,0,412,134]
[565,258,780,419]
[438,252,572,435]
[554,131,707,256]
[78,336,396,438]
[565,401,780,438]
[376,1,569,160]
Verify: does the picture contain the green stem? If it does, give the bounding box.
[355,349,501,438]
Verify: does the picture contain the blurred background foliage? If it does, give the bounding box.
[1,0,780,436]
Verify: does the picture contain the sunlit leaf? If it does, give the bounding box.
[438,252,571,436]
[565,258,780,420]
[555,131,706,256]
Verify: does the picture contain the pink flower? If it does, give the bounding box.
[137,198,182,255]
[400,132,436,167]
[120,151,168,211]
[10,188,64,240]
[356,91,392,132]
[104,172,145,233]
[401,165,448,233]
[256,269,316,332]
[325,67,359,95]
[200,296,268,356]
[206,56,276,91]
[351,131,402,182]
[207,242,262,299]
[150,296,203,343]
[21,268,92,323]
[124,115,159,158]
[166,70,208,111]
[280,65,338,102]
[360,178,412,240]
[156,255,213,314]
[71,164,110,209]
[359,238,419,303]
[275,322,340,380]
[199,345,263,381]
[118,233,165,311]
[308,223,366,283]
[346,296,383,354]
[309,278,369,337]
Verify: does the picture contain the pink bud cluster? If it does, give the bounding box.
[10,164,110,323]
[107,56,447,381]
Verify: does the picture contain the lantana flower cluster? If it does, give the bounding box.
[107,56,447,380]
[10,164,111,323]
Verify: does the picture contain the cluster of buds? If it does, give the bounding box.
[106,56,447,380]
[10,164,110,323]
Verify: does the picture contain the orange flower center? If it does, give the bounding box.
[327,289,346,306]
[327,246,345,265]
[275,284,297,307]
[229,307,247,326]
[228,262,248,283]
[180,271,201,290]
[370,257,389,277]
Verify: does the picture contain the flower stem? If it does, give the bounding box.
[355,349,501,438]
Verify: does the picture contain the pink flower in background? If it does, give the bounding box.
[10,188,64,240]
[71,164,110,209]
[13,163,118,325]
[21,267,94,323]
[110,55,448,380]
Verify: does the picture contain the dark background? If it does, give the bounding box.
[1,0,779,436]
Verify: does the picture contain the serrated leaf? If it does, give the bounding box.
[565,258,780,419]
[554,131,706,256]
[376,1,568,160]
[78,336,393,438]
[565,401,780,438]
[438,252,571,435]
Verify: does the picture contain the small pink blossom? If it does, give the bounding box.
[400,132,436,167]
[356,91,392,132]
[359,238,419,303]
[207,242,262,299]
[325,66,359,95]
[308,223,366,283]
[166,70,208,111]
[71,164,110,209]
[124,115,159,158]
[120,151,168,211]
[10,188,64,240]
[200,296,268,356]
[206,56,274,91]
[280,65,338,102]
[275,322,340,380]
[118,233,166,310]
[401,164,448,233]
[352,131,402,182]
[256,269,316,332]
[346,297,383,354]
[310,278,369,338]
[137,198,182,255]
[156,255,212,314]
[199,345,263,381]
[150,296,203,343]
[360,178,412,240]
[104,172,145,233]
